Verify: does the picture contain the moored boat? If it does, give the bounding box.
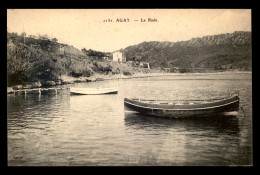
[70,87,118,95]
[124,95,240,118]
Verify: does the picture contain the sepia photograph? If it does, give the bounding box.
[7,9,252,166]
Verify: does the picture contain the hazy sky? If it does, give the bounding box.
[7,9,251,52]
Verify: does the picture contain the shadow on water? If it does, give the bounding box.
[124,111,240,136]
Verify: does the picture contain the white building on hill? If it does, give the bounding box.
[112,51,126,62]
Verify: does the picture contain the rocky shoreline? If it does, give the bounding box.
[7,71,251,94]
[7,72,166,93]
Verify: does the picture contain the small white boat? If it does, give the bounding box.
[70,87,118,95]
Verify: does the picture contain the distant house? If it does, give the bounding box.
[112,51,126,62]
[103,56,111,61]
[59,46,65,55]
[132,61,139,67]
[139,62,150,69]
[103,56,109,60]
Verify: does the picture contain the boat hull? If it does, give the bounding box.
[124,96,239,118]
[70,87,118,95]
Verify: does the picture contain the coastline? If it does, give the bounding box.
[7,71,252,94]
[69,70,252,82]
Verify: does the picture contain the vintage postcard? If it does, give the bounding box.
[7,9,252,166]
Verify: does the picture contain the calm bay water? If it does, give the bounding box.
[7,72,252,166]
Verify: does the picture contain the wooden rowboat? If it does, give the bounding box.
[124,95,240,118]
[70,87,118,95]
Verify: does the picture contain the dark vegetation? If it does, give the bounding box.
[7,32,147,87]
[7,31,252,87]
[123,31,252,72]
[8,33,69,86]
[7,32,115,86]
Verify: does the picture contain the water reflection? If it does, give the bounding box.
[124,112,240,136]
[124,112,244,166]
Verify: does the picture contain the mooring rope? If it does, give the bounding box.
[236,90,246,118]
[240,105,246,117]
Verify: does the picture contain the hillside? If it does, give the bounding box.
[122,31,252,72]
[7,32,153,87]
[7,31,252,87]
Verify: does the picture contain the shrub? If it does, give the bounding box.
[93,61,113,73]
[123,71,132,76]
[179,67,188,73]
[82,67,94,77]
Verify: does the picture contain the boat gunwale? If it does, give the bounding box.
[124,95,239,111]
[70,87,118,91]
[70,91,118,95]
[70,87,118,95]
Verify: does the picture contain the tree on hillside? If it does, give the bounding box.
[21,32,26,37]
[26,47,60,82]
[7,43,29,86]
[52,38,58,42]
[81,48,106,58]
[81,48,88,55]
